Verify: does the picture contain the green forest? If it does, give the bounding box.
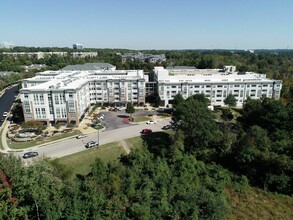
[0,48,293,219]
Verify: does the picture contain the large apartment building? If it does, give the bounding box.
[20,63,147,126]
[154,66,282,107]
[20,63,282,126]
[118,52,166,63]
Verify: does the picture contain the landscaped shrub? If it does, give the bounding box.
[21,120,46,132]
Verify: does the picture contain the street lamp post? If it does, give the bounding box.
[97,128,100,144]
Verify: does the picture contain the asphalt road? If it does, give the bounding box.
[0,85,19,127]
[15,119,170,159]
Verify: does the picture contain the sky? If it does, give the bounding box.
[1,0,293,50]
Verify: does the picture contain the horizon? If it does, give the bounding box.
[3,46,293,51]
[1,0,293,50]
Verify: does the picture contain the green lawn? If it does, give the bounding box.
[8,130,82,149]
[132,115,152,122]
[125,136,144,150]
[56,131,174,176]
[56,142,126,175]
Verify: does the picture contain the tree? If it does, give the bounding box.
[11,103,24,123]
[172,93,184,109]
[126,102,135,116]
[172,95,223,157]
[155,95,161,107]
[224,94,237,108]
[221,108,233,122]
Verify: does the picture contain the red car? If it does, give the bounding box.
[141,129,152,134]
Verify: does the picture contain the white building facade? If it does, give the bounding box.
[20,64,146,126]
[154,66,282,107]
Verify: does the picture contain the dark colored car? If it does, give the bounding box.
[85,141,99,148]
[162,125,172,130]
[141,129,152,134]
[23,152,39,159]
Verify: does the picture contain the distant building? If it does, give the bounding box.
[21,64,47,72]
[0,41,14,49]
[0,71,16,77]
[119,52,166,63]
[2,51,68,59]
[71,52,98,59]
[73,43,83,50]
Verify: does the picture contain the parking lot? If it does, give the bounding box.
[99,109,160,131]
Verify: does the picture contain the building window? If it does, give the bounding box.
[41,108,46,118]
[33,94,39,105]
[61,108,67,118]
[40,94,44,105]
[23,101,31,113]
[56,108,61,118]
[68,101,75,112]
[54,95,59,104]
[35,108,41,118]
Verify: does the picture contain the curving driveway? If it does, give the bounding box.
[14,118,170,159]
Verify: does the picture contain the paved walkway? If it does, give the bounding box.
[0,119,11,153]
[120,140,131,155]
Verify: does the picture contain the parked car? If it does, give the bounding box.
[23,151,39,159]
[108,107,114,111]
[2,112,8,117]
[91,122,102,127]
[146,120,156,125]
[76,134,88,139]
[85,141,99,148]
[99,115,105,120]
[141,129,152,134]
[0,117,4,122]
[162,124,172,130]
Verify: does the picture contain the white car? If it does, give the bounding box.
[76,134,88,139]
[85,141,99,148]
[2,112,8,117]
[146,120,156,125]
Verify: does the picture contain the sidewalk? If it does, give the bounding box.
[0,119,11,153]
